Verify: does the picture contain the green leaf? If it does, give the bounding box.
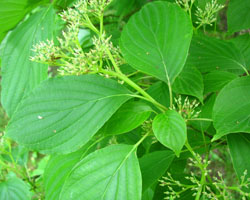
[55,0,76,8]
[99,101,152,136]
[44,145,89,200]
[173,66,204,102]
[1,6,57,117]
[230,34,250,68]
[139,150,175,191]
[190,94,216,132]
[120,1,193,84]
[227,0,250,32]
[6,75,132,154]
[186,34,248,74]
[142,188,154,200]
[227,133,250,190]
[60,144,142,200]
[0,0,31,35]
[0,174,31,200]
[1,145,28,166]
[212,77,250,141]
[152,110,187,156]
[107,0,136,16]
[147,81,170,108]
[196,0,226,9]
[203,70,237,94]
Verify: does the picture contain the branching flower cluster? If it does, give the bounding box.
[176,0,224,30]
[195,0,224,27]
[175,0,195,12]
[30,0,122,76]
[159,155,250,200]
[172,95,201,120]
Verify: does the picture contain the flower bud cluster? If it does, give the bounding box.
[195,0,224,27]
[159,156,250,199]
[171,95,201,119]
[30,0,122,76]
[175,0,195,12]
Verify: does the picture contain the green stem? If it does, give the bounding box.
[167,79,173,108]
[187,118,213,122]
[101,69,167,112]
[185,141,207,200]
[195,168,206,200]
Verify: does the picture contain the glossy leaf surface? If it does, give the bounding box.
[0,0,37,35]
[203,71,237,94]
[0,174,31,200]
[230,34,250,68]
[60,144,142,200]
[186,34,247,74]
[213,77,250,140]
[1,6,57,117]
[152,110,187,156]
[120,1,193,84]
[139,150,175,191]
[100,101,152,135]
[227,133,250,188]
[6,75,132,154]
[173,66,203,102]
[44,148,87,200]
[227,0,250,32]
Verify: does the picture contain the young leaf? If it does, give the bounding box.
[227,0,250,32]
[152,110,187,156]
[0,173,31,200]
[139,150,175,192]
[212,77,250,141]
[203,70,237,94]
[173,66,204,102]
[227,133,250,190]
[99,101,152,136]
[60,144,142,200]
[186,34,248,75]
[1,6,57,117]
[6,75,132,154]
[120,1,193,84]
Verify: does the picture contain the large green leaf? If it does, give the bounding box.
[6,75,132,154]
[152,110,187,156]
[227,133,250,191]
[203,70,237,94]
[212,77,250,141]
[186,34,248,74]
[227,0,250,32]
[44,141,95,200]
[0,173,31,200]
[100,101,152,136]
[0,0,31,35]
[139,150,175,192]
[120,1,193,84]
[60,144,142,200]
[173,66,203,102]
[1,6,57,117]
[230,34,250,68]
